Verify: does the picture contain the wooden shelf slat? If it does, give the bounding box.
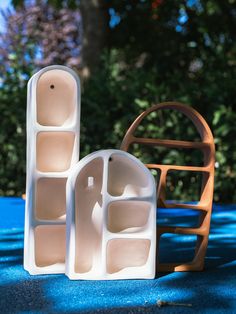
[132,137,210,149]
[160,202,209,211]
[146,164,209,172]
[157,225,206,236]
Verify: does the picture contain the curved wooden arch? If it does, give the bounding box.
[121,102,215,272]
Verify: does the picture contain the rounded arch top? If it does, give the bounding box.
[124,102,214,143]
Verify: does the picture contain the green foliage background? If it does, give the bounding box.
[0,0,235,203]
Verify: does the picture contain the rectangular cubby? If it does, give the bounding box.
[107,201,151,233]
[106,239,151,274]
[36,131,75,172]
[35,178,67,221]
[35,225,66,267]
[128,144,205,167]
[36,69,77,127]
[158,233,197,264]
[165,170,205,203]
[157,207,204,228]
[74,157,104,274]
[108,153,149,197]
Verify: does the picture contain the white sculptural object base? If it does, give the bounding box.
[66,149,156,280]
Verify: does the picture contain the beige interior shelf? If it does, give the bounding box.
[36,132,75,172]
[35,225,66,267]
[36,69,77,127]
[35,178,67,221]
[107,201,151,233]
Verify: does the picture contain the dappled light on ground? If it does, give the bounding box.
[0,198,235,313]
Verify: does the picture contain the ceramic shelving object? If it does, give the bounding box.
[24,65,80,275]
[66,149,156,280]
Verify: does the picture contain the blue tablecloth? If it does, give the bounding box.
[0,197,235,313]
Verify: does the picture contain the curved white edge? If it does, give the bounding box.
[24,65,81,275]
[65,149,156,280]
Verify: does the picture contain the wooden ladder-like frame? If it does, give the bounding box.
[121,102,215,271]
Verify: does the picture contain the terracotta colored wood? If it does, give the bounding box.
[120,102,215,272]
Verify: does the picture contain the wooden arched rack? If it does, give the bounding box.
[121,102,215,271]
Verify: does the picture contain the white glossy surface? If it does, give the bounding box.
[66,149,156,280]
[24,65,80,275]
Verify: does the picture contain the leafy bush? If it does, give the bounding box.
[0,0,235,203]
[81,49,236,203]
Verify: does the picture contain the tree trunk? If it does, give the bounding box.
[80,0,109,78]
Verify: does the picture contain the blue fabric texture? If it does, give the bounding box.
[0,197,235,313]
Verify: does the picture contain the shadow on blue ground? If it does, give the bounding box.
[0,199,236,313]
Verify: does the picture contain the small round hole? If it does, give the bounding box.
[50,84,55,89]
[109,157,113,162]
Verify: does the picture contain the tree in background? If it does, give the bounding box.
[81,0,236,203]
[0,0,235,202]
[0,2,82,69]
[0,1,82,195]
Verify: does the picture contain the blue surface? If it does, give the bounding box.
[0,197,236,313]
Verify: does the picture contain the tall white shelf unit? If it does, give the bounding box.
[24,65,80,275]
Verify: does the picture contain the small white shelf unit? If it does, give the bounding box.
[66,149,156,280]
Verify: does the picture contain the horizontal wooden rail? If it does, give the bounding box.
[131,137,210,149]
